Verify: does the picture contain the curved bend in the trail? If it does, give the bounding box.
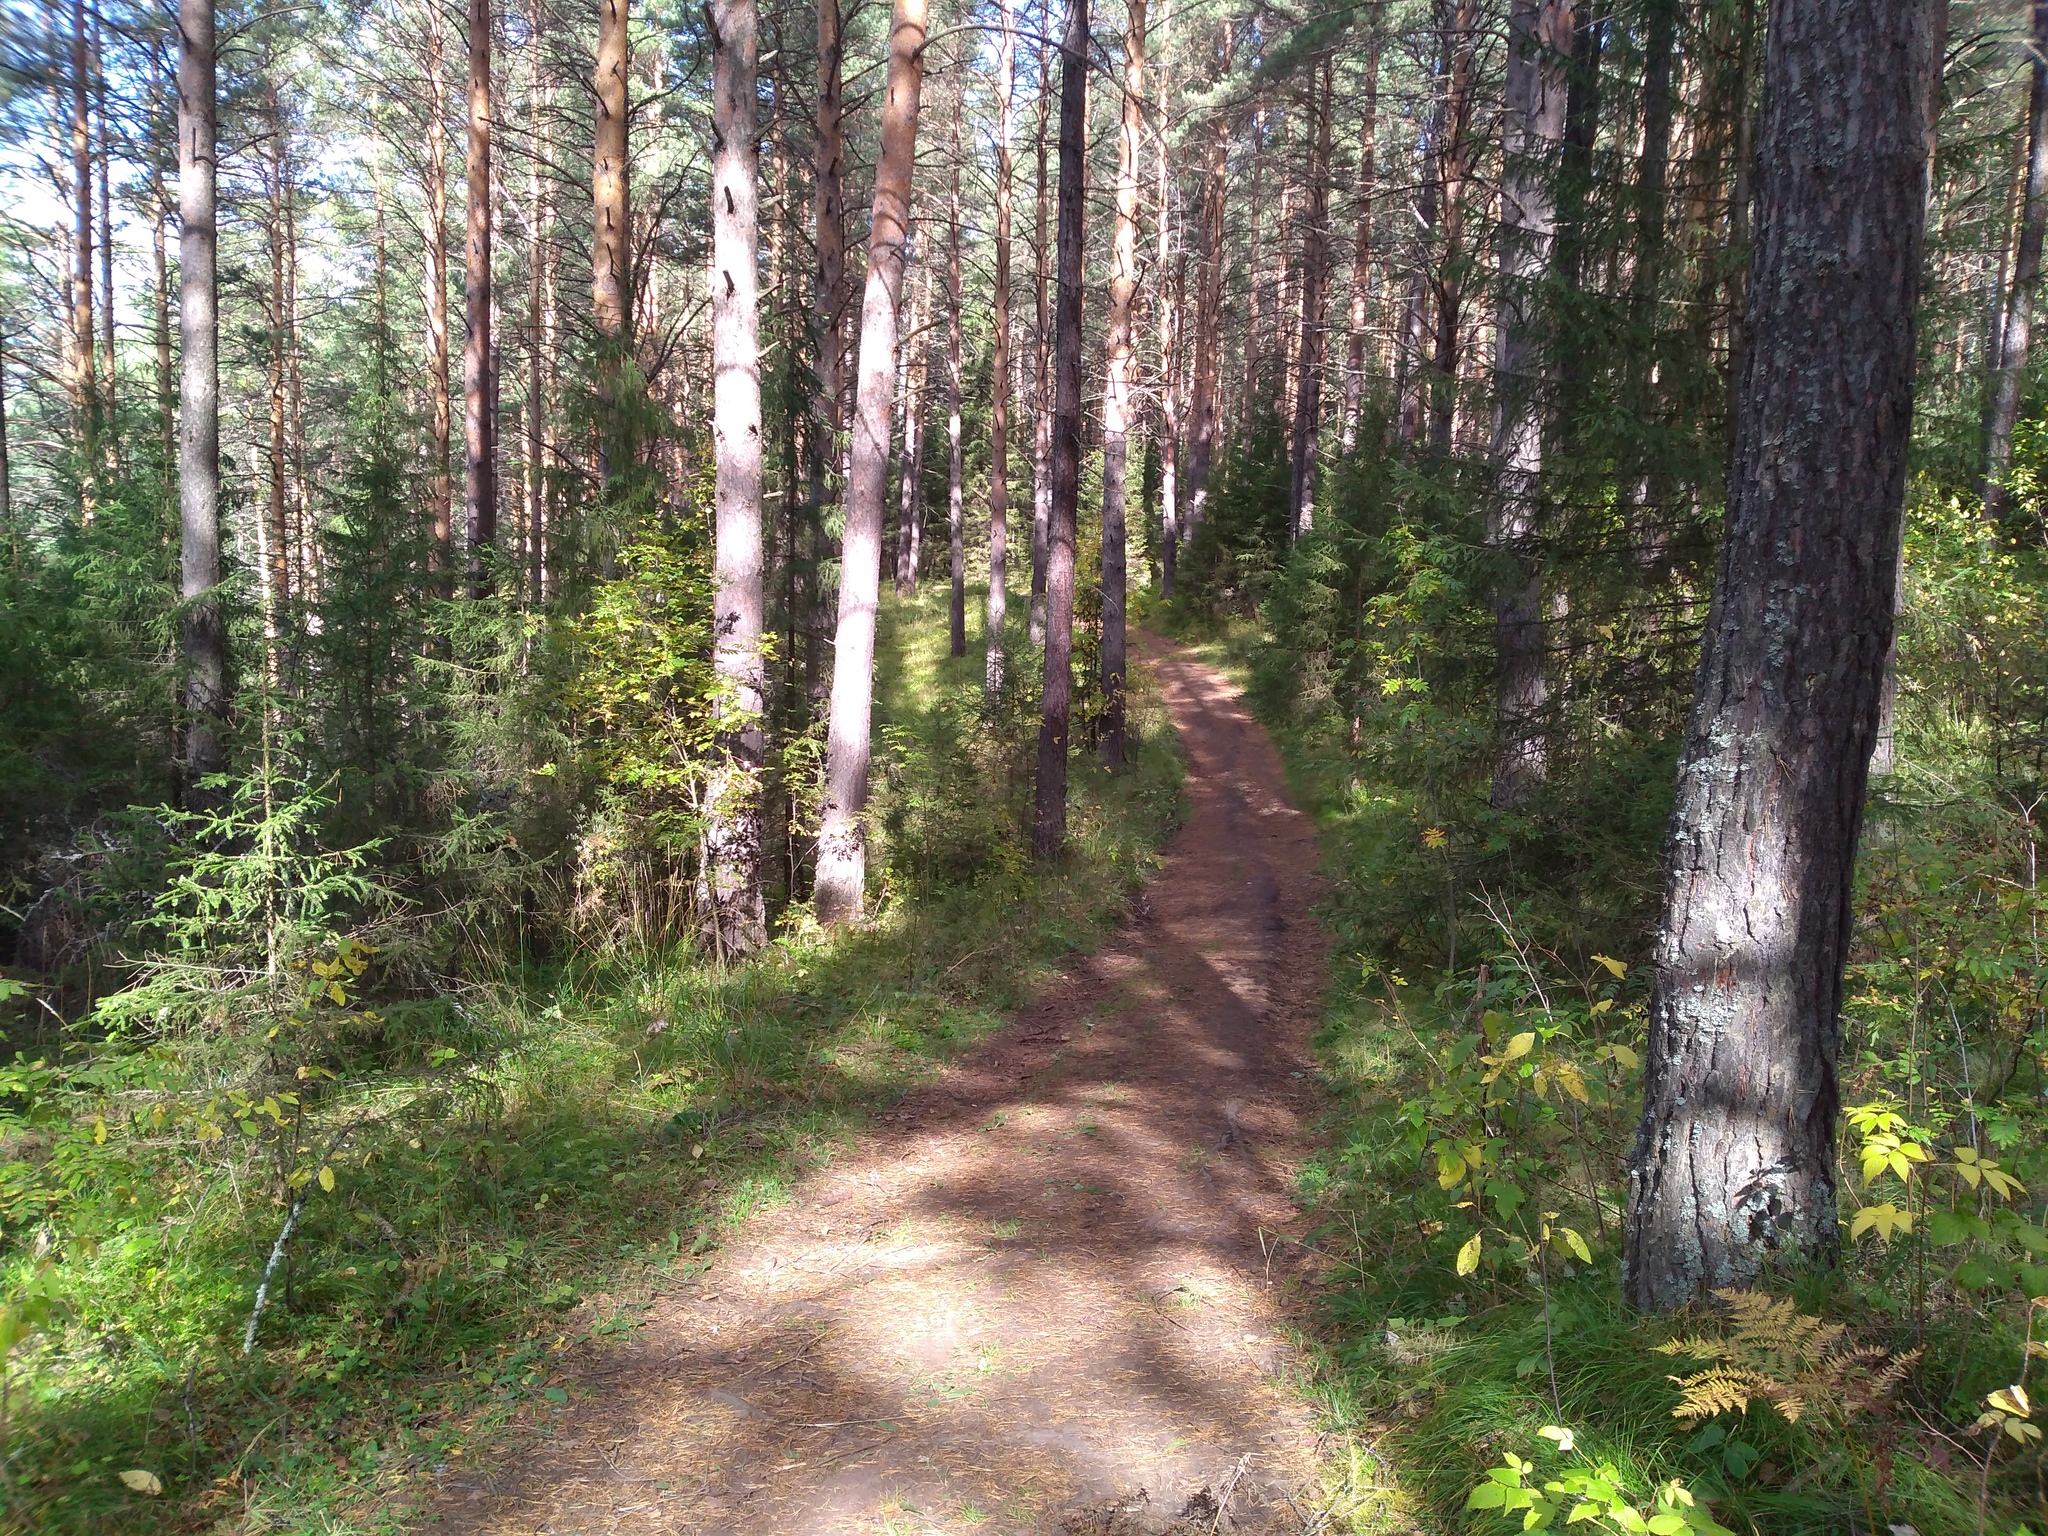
[431,636,1332,1535]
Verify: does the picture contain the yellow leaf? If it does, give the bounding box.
[328,982,347,1006]
[1538,1425,1576,1451]
[1992,1384,2032,1417]
[1503,1032,1536,1061]
[1456,1233,1483,1276]
[1590,998,1614,1015]
[1851,1203,1912,1242]
[119,1470,162,1496]
[1592,954,1627,978]
[1560,1227,1593,1264]
[318,1165,336,1192]
[92,1117,107,1146]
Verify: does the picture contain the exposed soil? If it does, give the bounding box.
[425,634,1332,1534]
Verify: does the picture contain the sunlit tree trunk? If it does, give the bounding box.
[593,0,632,472]
[815,0,930,924]
[1983,0,2048,521]
[896,254,927,594]
[264,89,292,679]
[702,0,768,954]
[1184,19,1231,541]
[1288,54,1333,538]
[1155,0,1180,596]
[1624,0,1943,1312]
[1100,0,1144,764]
[527,0,551,604]
[421,0,453,587]
[1034,0,1088,856]
[70,0,96,466]
[1029,32,1053,644]
[94,8,115,451]
[151,41,175,476]
[987,0,1016,693]
[1339,8,1382,452]
[1488,0,1574,810]
[465,0,497,595]
[946,84,967,658]
[178,0,225,785]
[811,0,846,691]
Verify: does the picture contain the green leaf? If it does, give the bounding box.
[1469,1483,1509,1510]
[543,1386,568,1406]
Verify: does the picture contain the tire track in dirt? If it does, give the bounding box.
[426,633,1331,1535]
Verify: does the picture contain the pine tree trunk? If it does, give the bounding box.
[1154,0,1180,596]
[1100,0,1144,764]
[1030,33,1053,644]
[1288,55,1333,538]
[1034,0,1089,856]
[703,0,769,954]
[1428,0,1479,453]
[1183,19,1231,539]
[593,0,632,473]
[70,0,96,461]
[1340,9,1382,452]
[178,0,225,785]
[814,0,930,925]
[464,0,497,595]
[946,89,967,659]
[987,0,1016,694]
[528,0,550,604]
[896,256,927,594]
[265,94,291,677]
[1487,0,1573,809]
[1982,0,2048,521]
[811,0,846,688]
[152,42,175,477]
[424,0,453,587]
[94,8,115,447]
[1623,0,1943,1312]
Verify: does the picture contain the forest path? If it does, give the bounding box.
[428,635,1333,1535]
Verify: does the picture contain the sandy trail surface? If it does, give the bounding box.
[427,635,1332,1535]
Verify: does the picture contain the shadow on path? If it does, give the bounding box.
[426,635,1331,1536]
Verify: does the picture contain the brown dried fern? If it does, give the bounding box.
[1658,1289,1918,1428]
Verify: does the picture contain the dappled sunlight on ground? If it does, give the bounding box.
[426,638,1334,1535]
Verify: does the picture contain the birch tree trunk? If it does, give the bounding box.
[987,0,1016,694]
[1623,0,1943,1312]
[178,0,225,785]
[1034,0,1088,856]
[1982,0,2048,521]
[464,0,496,595]
[946,86,967,659]
[814,0,930,925]
[1487,0,1574,810]
[703,0,769,954]
[1100,0,1144,764]
[1288,55,1333,538]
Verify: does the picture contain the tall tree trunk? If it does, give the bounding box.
[946,84,967,658]
[1488,0,1574,810]
[70,0,96,463]
[1183,19,1231,540]
[94,8,115,446]
[0,333,12,567]
[528,0,550,604]
[1289,55,1333,538]
[265,91,291,678]
[1428,0,1479,452]
[1557,3,1605,425]
[703,0,768,954]
[1340,10,1383,453]
[424,0,453,586]
[1034,0,1088,855]
[1982,0,2048,521]
[814,0,930,925]
[152,41,176,476]
[465,0,497,594]
[178,0,225,784]
[1030,31,1053,644]
[1623,0,1943,1312]
[1154,0,1180,595]
[987,0,1016,692]
[895,254,927,594]
[811,0,846,680]
[1100,0,1144,764]
[593,0,632,471]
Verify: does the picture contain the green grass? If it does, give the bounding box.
[0,587,1182,1535]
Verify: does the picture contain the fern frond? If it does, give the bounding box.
[1668,1366,1778,1425]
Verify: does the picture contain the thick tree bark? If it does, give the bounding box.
[1288,55,1333,538]
[987,0,1016,694]
[703,0,768,954]
[1030,31,1053,645]
[1034,0,1088,857]
[1339,9,1382,453]
[178,0,225,785]
[1488,0,1574,810]
[1100,0,1143,764]
[464,0,496,595]
[1983,0,2048,521]
[814,0,930,924]
[1623,0,1943,1312]
[946,87,967,659]
[1183,20,1231,540]
[422,0,453,586]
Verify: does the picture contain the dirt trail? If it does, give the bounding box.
[430,635,1331,1534]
